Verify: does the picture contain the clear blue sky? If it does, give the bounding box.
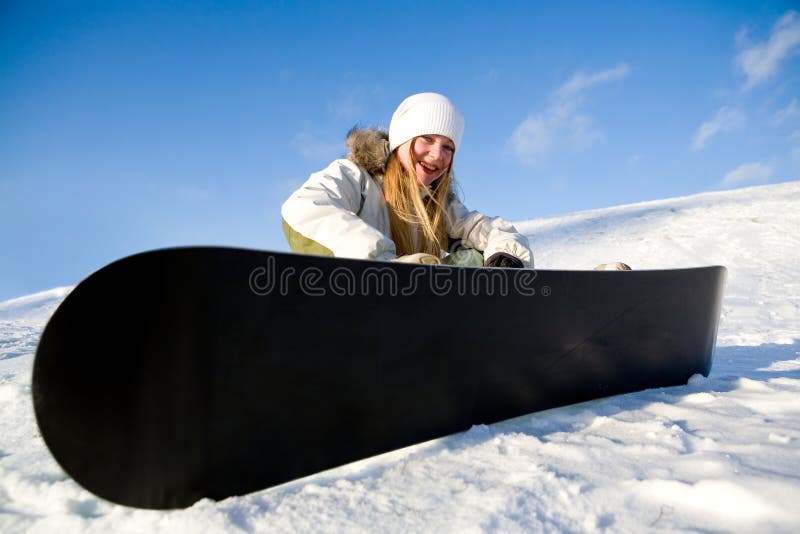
[2,1,798,300]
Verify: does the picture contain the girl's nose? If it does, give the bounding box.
[428,143,442,161]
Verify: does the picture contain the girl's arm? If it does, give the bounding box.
[445,196,534,267]
[281,159,397,260]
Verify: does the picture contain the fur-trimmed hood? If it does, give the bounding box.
[345,127,389,177]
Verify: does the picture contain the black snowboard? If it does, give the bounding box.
[33,247,726,509]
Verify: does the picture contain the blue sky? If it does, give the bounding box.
[2,1,799,300]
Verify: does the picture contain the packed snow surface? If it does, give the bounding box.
[1,181,798,532]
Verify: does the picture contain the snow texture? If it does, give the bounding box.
[1,181,799,532]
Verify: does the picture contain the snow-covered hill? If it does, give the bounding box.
[1,182,798,533]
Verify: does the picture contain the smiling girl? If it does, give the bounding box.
[281,92,533,268]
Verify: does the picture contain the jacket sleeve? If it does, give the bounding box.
[281,159,397,260]
[445,195,534,267]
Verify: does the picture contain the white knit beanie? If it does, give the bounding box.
[388,93,464,152]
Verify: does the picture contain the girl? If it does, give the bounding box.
[281,92,533,268]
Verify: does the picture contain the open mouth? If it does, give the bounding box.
[419,161,439,175]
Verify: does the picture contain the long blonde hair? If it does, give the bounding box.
[382,138,453,257]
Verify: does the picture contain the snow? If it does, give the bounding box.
[1,181,799,532]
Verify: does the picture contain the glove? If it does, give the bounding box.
[394,253,442,265]
[594,262,632,271]
[484,252,524,269]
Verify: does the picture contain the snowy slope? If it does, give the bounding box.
[1,181,798,533]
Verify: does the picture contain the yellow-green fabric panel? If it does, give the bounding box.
[281,218,334,257]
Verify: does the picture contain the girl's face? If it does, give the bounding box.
[396,134,455,187]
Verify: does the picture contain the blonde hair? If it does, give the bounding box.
[383,138,453,257]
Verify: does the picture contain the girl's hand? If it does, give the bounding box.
[394,253,442,265]
[484,252,524,269]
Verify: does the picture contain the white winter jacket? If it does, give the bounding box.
[281,129,533,267]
